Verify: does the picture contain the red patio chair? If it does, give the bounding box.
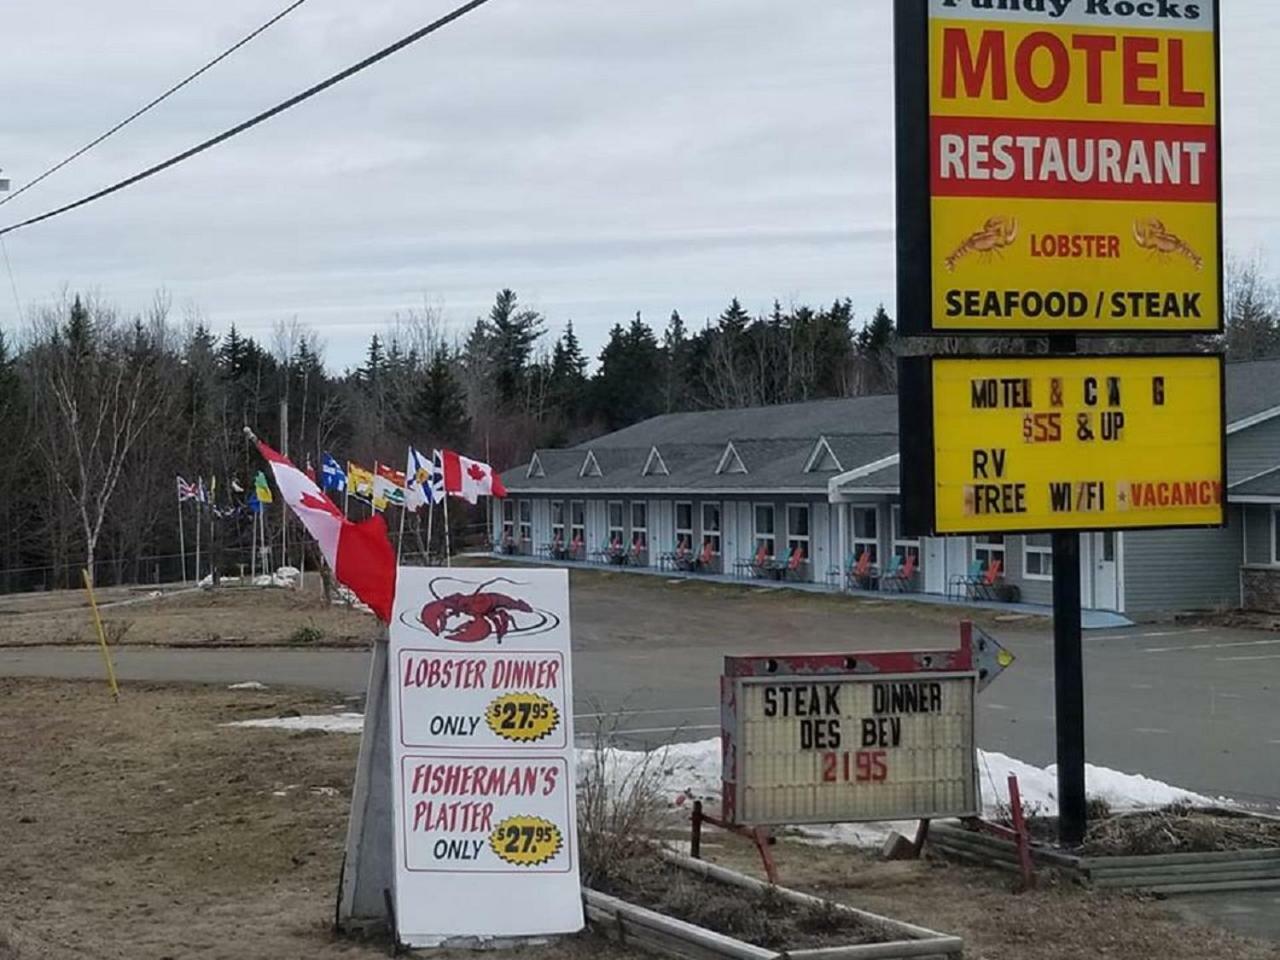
[848,550,873,589]
[695,539,715,572]
[975,559,1004,600]
[785,545,806,580]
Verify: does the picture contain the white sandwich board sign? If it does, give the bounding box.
[341,567,583,946]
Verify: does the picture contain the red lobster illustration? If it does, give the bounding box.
[420,583,534,643]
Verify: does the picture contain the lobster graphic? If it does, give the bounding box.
[944,216,1017,272]
[1133,217,1203,270]
[419,578,538,643]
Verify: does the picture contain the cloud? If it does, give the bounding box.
[0,0,1275,366]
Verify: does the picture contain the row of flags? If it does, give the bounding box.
[177,448,507,516]
[318,448,506,510]
[181,441,508,622]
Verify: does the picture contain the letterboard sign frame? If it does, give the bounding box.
[720,629,980,827]
[899,352,1227,537]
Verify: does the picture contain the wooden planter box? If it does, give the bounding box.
[928,820,1280,895]
[585,849,963,960]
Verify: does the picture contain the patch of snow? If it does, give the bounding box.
[331,584,373,614]
[576,737,1211,848]
[224,712,364,733]
[222,721,1211,847]
[227,681,268,691]
[199,567,298,589]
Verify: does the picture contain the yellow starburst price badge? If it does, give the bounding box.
[486,692,560,743]
[489,815,564,867]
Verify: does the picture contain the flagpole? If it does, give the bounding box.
[177,498,187,585]
[396,503,408,565]
[250,508,258,583]
[426,501,435,565]
[446,495,453,565]
[194,499,202,585]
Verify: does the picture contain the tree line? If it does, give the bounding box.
[0,289,896,590]
[1,255,1276,591]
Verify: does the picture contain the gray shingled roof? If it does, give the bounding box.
[578,393,900,448]
[1227,358,1280,425]
[505,361,1280,494]
[1229,466,1280,499]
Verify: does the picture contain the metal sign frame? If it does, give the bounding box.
[893,0,1225,337]
[720,629,980,827]
[898,351,1228,538]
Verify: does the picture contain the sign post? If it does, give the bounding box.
[894,0,1225,846]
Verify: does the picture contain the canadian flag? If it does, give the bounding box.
[251,434,396,622]
[440,449,507,504]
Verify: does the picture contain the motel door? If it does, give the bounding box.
[1091,532,1119,611]
[923,537,946,595]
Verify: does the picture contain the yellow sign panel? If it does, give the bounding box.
[737,675,977,825]
[895,2,1223,334]
[908,354,1224,535]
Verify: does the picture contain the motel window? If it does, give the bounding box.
[891,505,919,562]
[570,500,585,549]
[974,534,1005,570]
[701,502,722,555]
[786,504,810,560]
[518,499,532,547]
[1024,534,1053,579]
[754,503,776,559]
[608,501,625,546]
[501,499,516,544]
[631,501,648,548]
[550,501,565,546]
[676,501,694,549]
[852,506,878,564]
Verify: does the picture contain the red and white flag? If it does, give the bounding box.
[439,449,507,504]
[252,435,396,622]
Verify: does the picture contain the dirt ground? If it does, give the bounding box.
[0,563,1042,650]
[0,678,635,960]
[0,582,381,648]
[706,839,1280,960]
[4,679,1275,960]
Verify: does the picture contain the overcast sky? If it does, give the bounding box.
[1,1,1276,369]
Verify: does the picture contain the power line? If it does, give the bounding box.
[0,0,496,238]
[0,0,313,210]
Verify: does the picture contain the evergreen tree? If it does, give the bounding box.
[488,289,545,409]
[661,310,691,412]
[411,349,470,448]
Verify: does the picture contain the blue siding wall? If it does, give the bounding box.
[1123,516,1242,613]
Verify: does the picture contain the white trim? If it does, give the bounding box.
[674,500,694,548]
[701,500,723,556]
[890,505,920,560]
[1271,507,1280,567]
[804,436,843,473]
[527,452,546,479]
[642,446,670,477]
[580,450,603,478]
[1228,463,1280,490]
[850,503,879,563]
[1228,405,1280,435]
[1022,533,1053,581]
[606,499,625,544]
[752,501,777,559]
[828,454,899,498]
[716,441,748,475]
[785,501,811,558]
[1230,495,1280,504]
[1115,531,1126,614]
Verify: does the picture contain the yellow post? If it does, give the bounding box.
[82,569,120,701]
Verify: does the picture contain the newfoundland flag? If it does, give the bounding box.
[248,432,396,622]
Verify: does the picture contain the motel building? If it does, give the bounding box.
[494,358,1280,616]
